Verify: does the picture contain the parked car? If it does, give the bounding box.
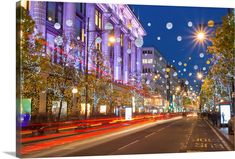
[228,116,234,135]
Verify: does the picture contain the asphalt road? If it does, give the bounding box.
[25,117,233,157]
[62,118,231,156]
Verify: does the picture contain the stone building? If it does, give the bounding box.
[21,1,146,118]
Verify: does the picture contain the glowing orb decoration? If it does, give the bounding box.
[206,60,211,65]
[177,36,182,41]
[194,80,196,83]
[181,73,183,76]
[173,60,175,63]
[54,23,61,30]
[188,21,193,27]
[147,22,151,27]
[183,68,187,72]
[194,65,199,70]
[54,36,63,46]
[178,61,182,66]
[189,57,192,60]
[117,57,122,63]
[95,37,102,44]
[77,36,80,40]
[159,57,163,61]
[162,68,166,72]
[173,72,178,77]
[208,20,215,28]
[162,81,165,84]
[116,38,121,43]
[178,70,181,73]
[185,80,189,85]
[165,74,169,78]
[166,85,170,89]
[199,52,204,58]
[66,19,73,27]
[127,49,131,54]
[189,72,192,76]
[135,36,144,48]
[166,68,171,72]
[203,67,206,71]
[184,63,187,67]
[104,22,114,30]
[146,80,150,85]
[166,22,173,30]
[157,36,161,40]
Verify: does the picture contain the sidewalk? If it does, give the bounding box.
[218,127,234,146]
[206,119,234,150]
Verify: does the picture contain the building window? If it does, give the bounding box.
[142,59,148,64]
[76,3,85,15]
[95,9,102,29]
[148,50,152,54]
[75,18,85,42]
[120,34,124,47]
[148,59,153,64]
[95,42,101,51]
[47,2,63,24]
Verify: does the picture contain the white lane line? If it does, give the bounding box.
[118,140,139,150]
[205,120,232,151]
[145,132,156,138]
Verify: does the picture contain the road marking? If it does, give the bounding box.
[145,132,156,138]
[205,120,232,151]
[118,140,139,150]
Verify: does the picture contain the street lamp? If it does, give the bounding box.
[197,72,203,80]
[108,35,116,43]
[196,32,205,41]
[72,88,78,94]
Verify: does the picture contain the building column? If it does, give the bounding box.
[123,34,129,84]
[114,25,121,81]
[30,1,46,38]
[131,40,136,76]
[30,1,47,116]
[102,13,110,74]
[136,47,142,86]
[63,3,76,64]
[86,3,96,71]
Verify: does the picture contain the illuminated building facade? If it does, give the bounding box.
[21,1,146,117]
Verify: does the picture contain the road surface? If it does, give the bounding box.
[23,117,233,157]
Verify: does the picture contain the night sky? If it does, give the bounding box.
[129,4,229,93]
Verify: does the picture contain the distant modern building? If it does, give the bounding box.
[141,47,169,111]
[141,47,182,112]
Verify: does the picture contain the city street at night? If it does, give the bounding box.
[15,0,235,158]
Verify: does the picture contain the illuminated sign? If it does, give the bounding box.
[100,105,107,114]
[125,107,132,120]
[220,105,231,124]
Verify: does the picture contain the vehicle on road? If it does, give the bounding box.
[228,115,234,135]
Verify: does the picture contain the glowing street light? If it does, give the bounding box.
[176,86,181,92]
[197,72,203,80]
[108,35,116,43]
[197,32,205,41]
[72,88,78,94]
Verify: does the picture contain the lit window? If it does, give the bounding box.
[96,42,101,51]
[120,34,124,47]
[47,2,63,24]
[148,59,153,64]
[142,59,148,64]
[95,9,102,29]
